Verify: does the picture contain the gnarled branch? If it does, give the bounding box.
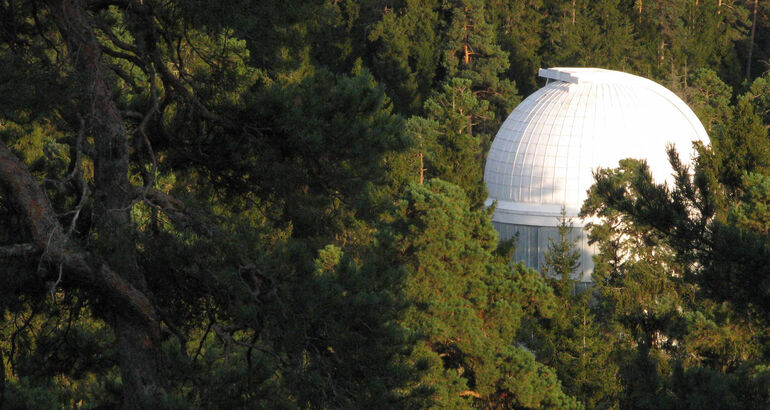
[0,142,159,326]
[0,243,39,258]
[133,186,217,237]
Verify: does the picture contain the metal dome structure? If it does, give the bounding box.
[484,67,709,282]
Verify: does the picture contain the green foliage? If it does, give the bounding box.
[1,299,121,408]
[546,0,636,71]
[406,78,493,207]
[369,0,442,113]
[527,211,622,408]
[442,0,520,121]
[543,209,581,283]
[580,148,769,408]
[688,68,733,133]
[2,0,770,408]
[668,364,770,410]
[739,71,770,127]
[487,0,545,95]
[710,99,770,195]
[729,172,770,234]
[384,180,578,408]
[630,0,746,86]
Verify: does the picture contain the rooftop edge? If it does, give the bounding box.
[538,67,632,84]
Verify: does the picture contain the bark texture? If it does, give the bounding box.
[42,0,166,407]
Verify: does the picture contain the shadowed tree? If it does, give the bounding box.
[0,1,412,408]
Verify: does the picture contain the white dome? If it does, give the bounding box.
[484,67,709,227]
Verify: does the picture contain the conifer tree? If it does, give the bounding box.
[369,0,442,113]
[632,0,746,86]
[543,209,582,284]
[581,149,769,407]
[406,78,494,207]
[710,99,770,195]
[525,210,622,409]
[544,0,636,70]
[382,180,580,408]
[487,0,546,95]
[442,0,520,123]
[0,2,412,407]
[687,68,733,133]
[3,0,770,407]
[739,71,770,127]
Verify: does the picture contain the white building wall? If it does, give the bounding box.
[493,222,595,282]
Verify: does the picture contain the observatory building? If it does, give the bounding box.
[484,67,709,282]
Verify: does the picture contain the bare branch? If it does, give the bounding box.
[133,186,216,237]
[212,323,285,366]
[87,0,150,13]
[93,18,141,55]
[106,61,144,94]
[100,45,147,71]
[0,243,39,258]
[0,141,159,325]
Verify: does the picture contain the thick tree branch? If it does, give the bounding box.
[0,141,159,326]
[44,1,168,402]
[100,45,147,71]
[0,243,39,258]
[93,18,142,55]
[132,186,216,237]
[87,0,150,13]
[459,390,481,399]
[0,143,61,248]
[60,251,160,325]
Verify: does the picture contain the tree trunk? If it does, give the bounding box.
[44,1,165,407]
[659,40,665,68]
[0,349,5,407]
[747,0,759,79]
[572,0,576,24]
[418,152,425,185]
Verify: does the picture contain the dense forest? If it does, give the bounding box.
[0,0,769,408]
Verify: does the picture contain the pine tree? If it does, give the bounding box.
[687,68,733,133]
[710,99,770,195]
[406,78,494,207]
[543,208,581,283]
[524,210,622,408]
[381,179,580,408]
[487,0,546,95]
[632,0,747,86]
[580,148,769,408]
[544,0,636,71]
[369,0,443,114]
[442,0,520,124]
[0,2,413,407]
[739,71,770,127]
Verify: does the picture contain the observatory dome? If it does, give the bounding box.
[485,67,709,281]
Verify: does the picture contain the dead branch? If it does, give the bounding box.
[0,243,39,258]
[100,45,147,71]
[212,323,286,366]
[133,186,216,237]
